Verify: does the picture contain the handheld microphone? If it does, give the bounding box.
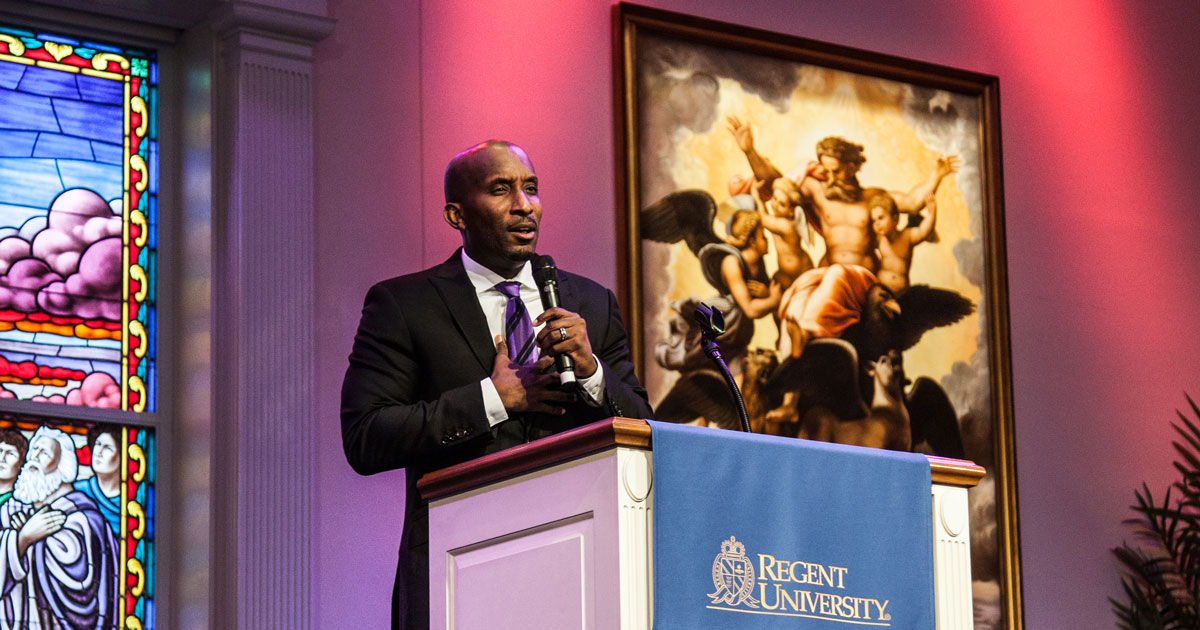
[532,255,576,385]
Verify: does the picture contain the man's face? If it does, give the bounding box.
[0,443,20,483]
[27,436,59,476]
[92,432,118,476]
[447,145,542,275]
[819,155,858,187]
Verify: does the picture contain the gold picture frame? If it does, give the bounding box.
[615,4,1020,628]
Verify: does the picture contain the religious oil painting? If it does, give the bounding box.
[0,25,157,413]
[616,4,1019,629]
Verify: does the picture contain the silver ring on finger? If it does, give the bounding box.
[558,327,568,342]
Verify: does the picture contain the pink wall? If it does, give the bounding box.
[314,0,1200,628]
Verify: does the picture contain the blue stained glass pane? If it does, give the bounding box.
[33,133,94,160]
[0,63,24,90]
[147,361,156,412]
[36,357,95,372]
[145,551,155,599]
[50,99,121,144]
[90,141,122,165]
[16,66,79,99]
[93,362,119,381]
[56,160,121,201]
[0,27,34,37]
[76,74,123,105]
[143,430,154,469]
[148,89,157,140]
[0,158,63,207]
[81,40,121,54]
[0,89,59,132]
[71,47,97,60]
[33,331,87,347]
[36,33,80,46]
[0,130,37,157]
[0,202,44,227]
[146,484,155,538]
[0,328,34,342]
[147,198,157,246]
[18,214,45,239]
[148,141,157,194]
[149,60,157,85]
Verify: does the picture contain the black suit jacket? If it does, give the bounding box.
[341,250,652,628]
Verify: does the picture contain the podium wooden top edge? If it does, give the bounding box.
[417,417,985,501]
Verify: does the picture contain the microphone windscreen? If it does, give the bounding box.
[533,254,558,284]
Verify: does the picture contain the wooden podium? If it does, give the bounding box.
[417,418,984,629]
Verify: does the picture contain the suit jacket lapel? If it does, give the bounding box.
[428,251,495,372]
[557,272,579,312]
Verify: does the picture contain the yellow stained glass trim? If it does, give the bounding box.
[0,34,25,55]
[34,59,79,73]
[0,53,32,66]
[80,68,122,81]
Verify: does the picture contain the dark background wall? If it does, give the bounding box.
[313,1,1200,627]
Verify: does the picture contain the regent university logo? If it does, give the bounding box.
[708,536,894,625]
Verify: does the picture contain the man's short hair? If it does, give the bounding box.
[443,140,522,204]
[815,137,866,167]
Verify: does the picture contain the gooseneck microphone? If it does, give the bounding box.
[532,255,577,385]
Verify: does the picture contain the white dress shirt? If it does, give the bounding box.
[461,250,606,427]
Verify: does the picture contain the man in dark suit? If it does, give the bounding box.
[341,140,653,629]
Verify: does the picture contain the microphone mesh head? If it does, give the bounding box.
[533,254,557,283]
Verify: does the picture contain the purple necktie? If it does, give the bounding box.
[496,282,536,365]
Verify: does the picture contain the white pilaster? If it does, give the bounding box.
[618,448,654,630]
[932,483,975,630]
[210,4,333,629]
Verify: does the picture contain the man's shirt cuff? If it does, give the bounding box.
[577,356,605,406]
[480,378,509,427]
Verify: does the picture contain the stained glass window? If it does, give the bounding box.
[0,26,156,413]
[0,24,157,630]
[0,416,155,629]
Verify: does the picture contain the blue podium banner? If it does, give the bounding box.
[648,421,935,629]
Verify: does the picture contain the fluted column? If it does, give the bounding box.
[210,4,333,629]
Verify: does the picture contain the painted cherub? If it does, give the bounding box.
[869,191,937,294]
[753,177,814,289]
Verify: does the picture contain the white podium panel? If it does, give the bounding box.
[429,449,651,630]
[449,513,594,629]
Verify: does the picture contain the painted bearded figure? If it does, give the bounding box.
[0,426,118,630]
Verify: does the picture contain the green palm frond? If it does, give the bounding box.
[1111,394,1200,630]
